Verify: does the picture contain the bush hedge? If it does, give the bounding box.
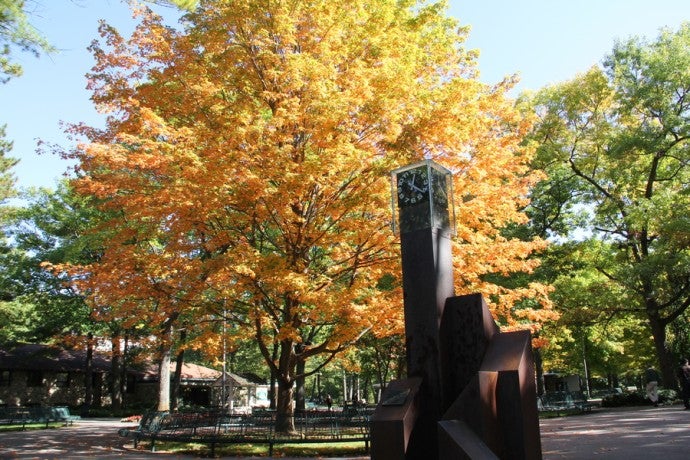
[601,389,678,407]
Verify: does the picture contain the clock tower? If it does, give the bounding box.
[374,160,540,460]
[389,160,455,458]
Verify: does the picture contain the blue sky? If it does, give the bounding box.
[2,0,689,191]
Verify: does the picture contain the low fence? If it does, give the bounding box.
[120,408,371,456]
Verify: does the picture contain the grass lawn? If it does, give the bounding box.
[0,422,63,431]
[147,440,369,457]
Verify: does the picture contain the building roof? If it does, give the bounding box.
[213,372,255,387]
[137,361,223,381]
[0,343,231,384]
[0,343,110,373]
[136,363,256,387]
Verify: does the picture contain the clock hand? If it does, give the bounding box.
[406,177,417,191]
[404,175,421,192]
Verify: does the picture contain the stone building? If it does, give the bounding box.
[0,343,110,407]
[0,343,260,411]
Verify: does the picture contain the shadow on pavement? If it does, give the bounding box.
[540,405,690,459]
[0,406,688,459]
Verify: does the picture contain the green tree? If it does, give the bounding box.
[527,23,690,388]
[0,124,20,340]
[147,0,198,10]
[0,0,53,83]
[5,183,102,340]
[0,126,16,206]
[539,240,653,387]
[0,0,51,334]
[0,183,136,412]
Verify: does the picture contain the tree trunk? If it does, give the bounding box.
[82,332,94,417]
[362,375,370,405]
[111,334,123,412]
[534,347,544,396]
[121,334,129,407]
[275,340,296,434]
[296,357,306,411]
[275,377,295,433]
[171,348,184,411]
[648,311,677,390]
[354,374,360,404]
[396,354,406,379]
[269,342,279,410]
[269,369,277,410]
[171,330,186,411]
[608,371,619,389]
[157,323,174,411]
[93,373,103,407]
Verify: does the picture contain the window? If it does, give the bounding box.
[0,370,11,386]
[27,371,43,387]
[55,372,70,388]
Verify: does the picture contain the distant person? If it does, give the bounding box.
[678,358,690,410]
[645,367,661,407]
[325,394,333,411]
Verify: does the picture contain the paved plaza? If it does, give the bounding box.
[540,405,690,459]
[0,405,688,459]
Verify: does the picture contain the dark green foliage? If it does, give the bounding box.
[0,183,107,343]
[525,23,690,390]
[601,391,647,407]
[600,389,678,407]
[0,0,54,83]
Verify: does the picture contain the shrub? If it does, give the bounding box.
[658,388,678,404]
[601,391,647,407]
[601,388,679,407]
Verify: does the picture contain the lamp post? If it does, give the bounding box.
[582,334,591,398]
[221,307,227,409]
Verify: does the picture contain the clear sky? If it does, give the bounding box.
[2,0,689,191]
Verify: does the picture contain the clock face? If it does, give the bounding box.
[391,160,455,235]
[397,166,430,206]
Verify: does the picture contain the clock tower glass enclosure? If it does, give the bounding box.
[391,159,456,235]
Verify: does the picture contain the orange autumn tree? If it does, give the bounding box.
[61,0,552,430]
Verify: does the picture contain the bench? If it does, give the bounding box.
[0,406,33,429]
[50,406,81,425]
[119,408,371,456]
[117,411,169,445]
[0,405,79,429]
[539,391,596,412]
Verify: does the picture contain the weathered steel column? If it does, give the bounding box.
[371,160,455,460]
[399,226,454,459]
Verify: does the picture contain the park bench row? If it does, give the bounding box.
[119,408,371,456]
[0,405,80,429]
[538,391,597,412]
